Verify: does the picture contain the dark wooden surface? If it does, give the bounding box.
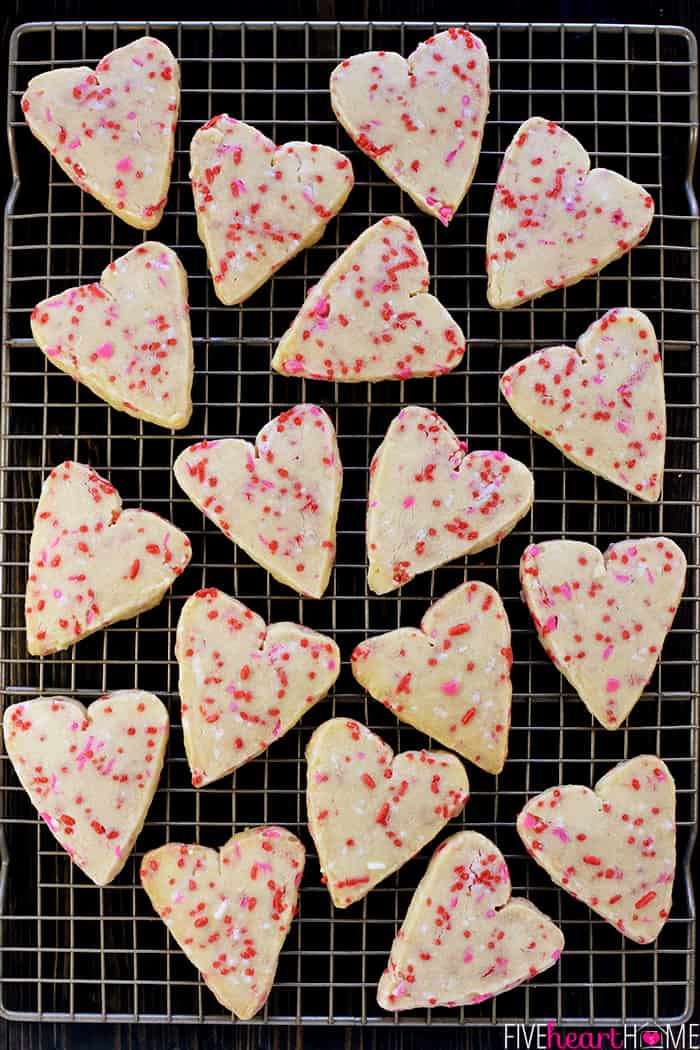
[1,0,698,1046]
[0,1025,485,1050]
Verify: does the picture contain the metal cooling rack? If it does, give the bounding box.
[1,19,698,1028]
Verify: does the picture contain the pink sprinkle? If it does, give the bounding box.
[282,360,304,374]
[615,573,630,584]
[616,420,629,434]
[440,680,459,696]
[403,495,415,509]
[552,826,570,843]
[116,156,132,173]
[46,346,61,358]
[127,111,137,120]
[560,583,572,600]
[75,735,94,772]
[262,827,280,837]
[543,615,558,635]
[463,950,474,964]
[522,812,538,829]
[437,205,453,226]
[602,644,614,661]
[96,342,114,359]
[606,677,620,693]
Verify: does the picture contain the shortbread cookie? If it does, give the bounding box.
[487,117,654,308]
[331,28,489,225]
[377,830,564,1010]
[176,587,340,786]
[190,115,354,305]
[306,718,469,907]
[4,690,168,885]
[22,37,179,229]
[141,826,305,1019]
[174,405,342,599]
[352,581,511,774]
[272,216,465,382]
[31,243,193,429]
[518,755,675,943]
[520,538,686,728]
[367,406,534,594]
[26,461,191,656]
[500,308,665,501]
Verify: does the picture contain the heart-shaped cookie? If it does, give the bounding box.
[31,242,194,429]
[26,460,191,656]
[352,581,511,774]
[367,406,534,594]
[517,755,675,943]
[174,404,342,599]
[176,587,340,786]
[500,308,665,501]
[520,538,686,728]
[486,117,654,308]
[330,28,489,225]
[306,718,469,908]
[190,115,354,305]
[271,216,465,382]
[141,826,305,1019]
[377,830,564,1010]
[22,37,179,229]
[3,690,168,885]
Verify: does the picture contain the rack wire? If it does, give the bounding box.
[0,20,698,1027]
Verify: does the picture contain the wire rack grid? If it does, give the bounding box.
[0,19,698,1028]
